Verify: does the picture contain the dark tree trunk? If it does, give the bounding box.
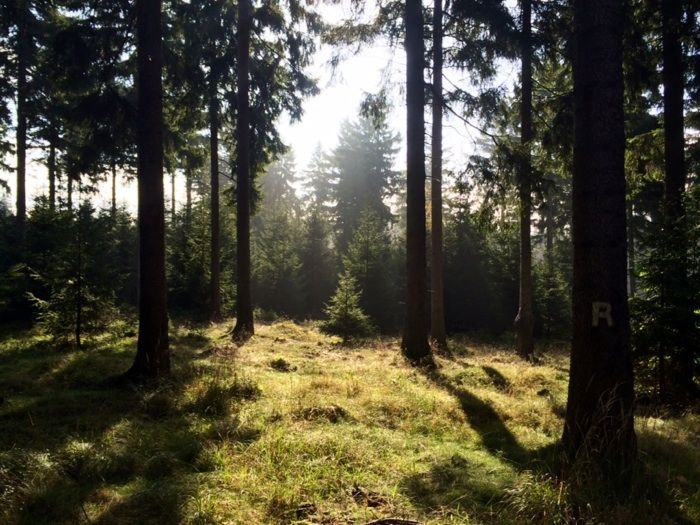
[67,176,73,210]
[16,0,28,238]
[545,199,554,336]
[430,0,447,352]
[514,0,534,360]
[563,0,635,465]
[185,166,192,225]
[171,171,176,219]
[209,85,222,322]
[111,162,117,218]
[232,0,254,340]
[627,200,636,298]
[662,0,686,220]
[127,0,170,379]
[75,181,82,349]
[401,0,431,363]
[661,0,695,399]
[48,137,57,213]
[658,344,667,401]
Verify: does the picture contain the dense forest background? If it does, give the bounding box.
[1,0,698,400]
[0,0,699,522]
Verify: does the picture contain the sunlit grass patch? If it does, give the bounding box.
[0,320,697,524]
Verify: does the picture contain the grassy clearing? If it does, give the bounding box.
[0,321,697,524]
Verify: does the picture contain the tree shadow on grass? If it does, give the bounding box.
[421,367,530,466]
[481,365,511,392]
[406,366,699,524]
[0,340,261,524]
[6,412,202,525]
[93,480,193,525]
[401,452,515,522]
[399,367,564,520]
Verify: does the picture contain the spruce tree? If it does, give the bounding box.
[430,0,447,351]
[299,212,335,318]
[321,270,373,344]
[232,0,254,341]
[344,209,397,332]
[563,0,635,464]
[127,0,170,380]
[401,0,432,363]
[329,116,400,251]
[513,0,534,360]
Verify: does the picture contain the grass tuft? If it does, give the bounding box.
[140,389,177,418]
[187,375,261,417]
[294,403,352,423]
[270,357,295,372]
[142,452,177,480]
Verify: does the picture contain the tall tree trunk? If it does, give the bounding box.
[545,199,554,336]
[16,0,28,238]
[627,199,636,298]
[430,0,447,351]
[185,166,192,225]
[661,0,695,399]
[514,0,534,360]
[563,0,635,465]
[171,171,176,219]
[401,0,431,363]
[111,162,117,217]
[662,0,687,222]
[48,137,57,213]
[75,181,82,349]
[127,0,170,379]
[209,84,222,322]
[67,176,73,210]
[232,0,254,340]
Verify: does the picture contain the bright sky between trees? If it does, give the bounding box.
[2,1,517,213]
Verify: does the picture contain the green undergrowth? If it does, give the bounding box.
[0,321,697,524]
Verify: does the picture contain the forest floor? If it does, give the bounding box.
[0,320,698,525]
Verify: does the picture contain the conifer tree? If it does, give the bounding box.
[329,116,399,251]
[563,0,635,464]
[127,0,170,379]
[660,0,696,399]
[344,209,397,332]
[430,0,447,350]
[321,270,373,344]
[232,0,254,341]
[299,212,335,318]
[514,0,534,360]
[402,0,432,363]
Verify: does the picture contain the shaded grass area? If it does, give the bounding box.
[0,322,697,524]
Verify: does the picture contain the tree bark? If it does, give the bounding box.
[430,0,447,351]
[401,0,431,363]
[75,181,82,349]
[563,0,635,465]
[111,162,117,218]
[626,199,636,298]
[545,199,554,336]
[662,0,686,220]
[67,176,73,210]
[48,137,57,213]
[16,0,28,238]
[232,0,254,340]
[661,0,695,399]
[514,0,534,360]
[209,84,222,322]
[127,0,170,379]
[185,166,192,225]
[171,171,176,219]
